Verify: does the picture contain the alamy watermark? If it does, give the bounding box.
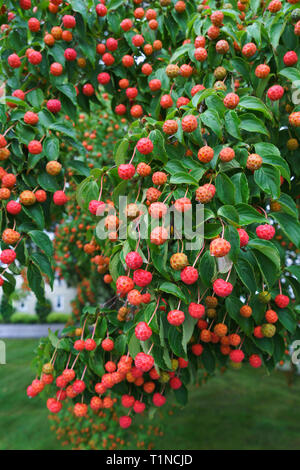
[94,196,205,251]
[0,340,6,364]
[291,80,300,105]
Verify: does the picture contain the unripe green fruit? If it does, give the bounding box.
[258,291,271,303]
[171,359,178,370]
[292,8,300,21]
[214,81,227,91]
[166,64,180,78]
[42,362,54,374]
[214,66,227,80]
[160,371,170,383]
[229,361,242,370]
[261,323,276,338]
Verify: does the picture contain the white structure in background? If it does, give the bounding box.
[0,276,77,315]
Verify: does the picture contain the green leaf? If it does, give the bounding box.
[37,172,60,192]
[278,309,296,334]
[235,203,266,225]
[239,113,269,136]
[253,337,274,355]
[225,296,253,336]
[169,172,199,185]
[269,212,300,248]
[43,136,60,161]
[254,164,281,199]
[168,327,186,358]
[215,173,235,205]
[114,138,129,166]
[248,239,281,271]
[231,173,249,203]
[149,130,168,163]
[26,89,44,108]
[31,252,54,288]
[224,110,241,140]
[201,346,215,373]
[27,263,45,301]
[160,282,187,303]
[199,251,216,287]
[217,205,239,226]
[239,96,273,120]
[235,255,258,293]
[200,109,222,139]
[28,231,53,258]
[22,205,45,230]
[68,160,90,177]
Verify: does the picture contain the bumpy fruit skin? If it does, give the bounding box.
[237,228,249,247]
[195,184,216,203]
[229,349,244,363]
[210,238,231,257]
[135,352,154,372]
[246,153,263,171]
[74,403,88,417]
[116,275,134,294]
[284,50,298,66]
[198,145,214,163]
[2,229,20,245]
[275,294,289,308]
[47,99,61,113]
[287,138,299,151]
[242,42,257,57]
[258,291,271,303]
[167,309,185,326]
[149,202,167,219]
[289,112,300,127]
[20,190,36,206]
[240,305,252,317]
[267,85,284,101]
[152,171,167,185]
[28,140,42,154]
[46,160,61,175]
[214,323,228,337]
[255,64,270,78]
[170,252,188,271]
[174,197,192,213]
[216,39,229,54]
[125,251,143,270]
[6,200,21,215]
[166,64,180,78]
[223,92,239,109]
[133,269,152,287]
[188,302,205,319]
[180,266,198,285]
[150,226,168,245]
[153,392,166,407]
[213,279,233,297]
[181,115,198,133]
[219,147,235,162]
[24,111,39,125]
[261,323,276,338]
[127,289,142,305]
[101,338,114,351]
[265,309,278,323]
[88,200,105,216]
[53,191,67,206]
[118,163,135,180]
[47,399,62,413]
[85,338,97,351]
[163,120,178,134]
[136,138,153,154]
[194,47,208,61]
[135,321,152,340]
[249,354,262,368]
[256,224,275,240]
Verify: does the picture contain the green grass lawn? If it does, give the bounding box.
[1,339,300,450]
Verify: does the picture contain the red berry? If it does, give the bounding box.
[192,344,204,356]
[137,138,153,155]
[85,338,97,351]
[274,294,289,308]
[64,48,77,61]
[116,275,134,294]
[188,302,205,319]
[73,379,86,394]
[180,266,198,285]
[133,400,146,413]
[170,377,182,390]
[210,238,231,257]
[135,322,152,341]
[28,140,42,154]
[249,354,262,368]
[194,47,207,61]
[88,200,105,216]
[47,99,61,113]
[133,269,152,287]
[96,3,107,16]
[53,191,67,206]
[152,393,166,407]
[224,93,239,109]
[237,228,249,247]
[267,85,284,101]
[167,309,185,326]
[28,17,40,32]
[125,251,143,270]
[283,51,298,66]
[229,349,245,363]
[119,416,132,428]
[135,352,154,372]
[255,64,270,78]
[101,338,114,351]
[256,224,275,240]
[120,18,133,31]
[97,72,111,84]
[0,249,16,264]
[74,339,85,351]
[242,42,257,57]
[62,15,76,28]
[24,111,39,125]
[47,399,62,413]
[6,200,21,215]
[181,115,198,133]
[118,164,135,180]
[213,279,233,297]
